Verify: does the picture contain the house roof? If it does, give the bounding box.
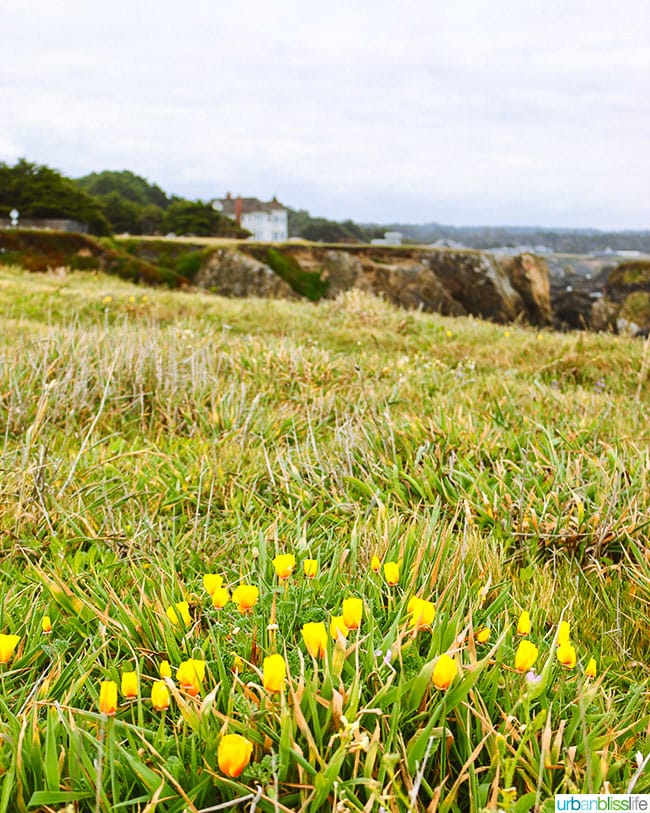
[215,195,286,215]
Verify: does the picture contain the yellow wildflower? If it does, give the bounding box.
[121,671,138,699]
[232,584,259,613]
[383,561,400,586]
[342,597,363,630]
[272,553,296,580]
[476,627,491,644]
[302,622,328,659]
[516,611,531,636]
[0,634,20,664]
[329,615,349,641]
[432,654,457,690]
[557,641,576,669]
[218,733,253,778]
[211,586,230,609]
[263,654,286,693]
[409,598,436,630]
[151,680,170,711]
[514,639,539,672]
[166,601,191,626]
[177,658,206,697]
[203,574,223,594]
[99,681,118,716]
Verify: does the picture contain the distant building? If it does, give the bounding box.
[212,194,288,241]
[370,231,402,246]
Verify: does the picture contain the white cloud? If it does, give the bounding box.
[1,0,649,227]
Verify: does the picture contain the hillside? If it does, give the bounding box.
[0,263,648,810]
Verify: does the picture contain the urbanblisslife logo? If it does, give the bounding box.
[555,796,650,811]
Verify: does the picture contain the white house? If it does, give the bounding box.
[370,231,403,246]
[212,193,288,242]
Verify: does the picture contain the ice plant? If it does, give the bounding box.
[121,671,138,699]
[272,553,296,580]
[159,660,172,679]
[203,573,223,594]
[211,586,230,609]
[177,659,206,697]
[303,558,318,578]
[383,561,400,586]
[302,622,328,659]
[342,597,363,629]
[371,555,381,573]
[232,584,259,613]
[515,639,539,672]
[0,634,20,664]
[151,680,170,711]
[263,653,286,693]
[408,598,436,630]
[41,616,52,634]
[432,654,457,690]
[557,620,571,646]
[585,657,597,678]
[218,733,253,778]
[557,641,577,669]
[166,601,191,626]
[476,627,491,644]
[330,615,349,642]
[516,610,531,635]
[99,681,118,716]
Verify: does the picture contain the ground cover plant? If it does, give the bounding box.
[0,264,648,812]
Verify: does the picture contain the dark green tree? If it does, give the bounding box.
[162,200,247,237]
[287,208,373,242]
[0,159,111,234]
[137,204,165,235]
[100,192,141,233]
[75,170,169,209]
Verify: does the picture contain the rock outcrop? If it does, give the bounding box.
[194,248,297,299]
[598,261,650,336]
[233,244,553,326]
[498,253,552,326]
[0,230,554,327]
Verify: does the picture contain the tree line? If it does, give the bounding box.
[0,160,246,237]
[0,159,386,243]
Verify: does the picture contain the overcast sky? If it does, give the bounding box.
[2,0,649,228]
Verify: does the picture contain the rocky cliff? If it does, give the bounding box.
[592,260,650,336]
[204,243,552,326]
[0,230,553,327]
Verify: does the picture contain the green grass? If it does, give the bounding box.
[0,229,187,288]
[0,265,648,812]
[244,246,329,300]
[115,238,209,283]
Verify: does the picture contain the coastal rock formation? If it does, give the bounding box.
[0,229,553,326]
[598,261,650,336]
[194,248,297,299]
[235,244,553,325]
[499,253,552,326]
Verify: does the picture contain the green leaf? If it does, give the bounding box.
[28,790,93,807]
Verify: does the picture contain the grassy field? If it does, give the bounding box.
[0,264,648,812]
